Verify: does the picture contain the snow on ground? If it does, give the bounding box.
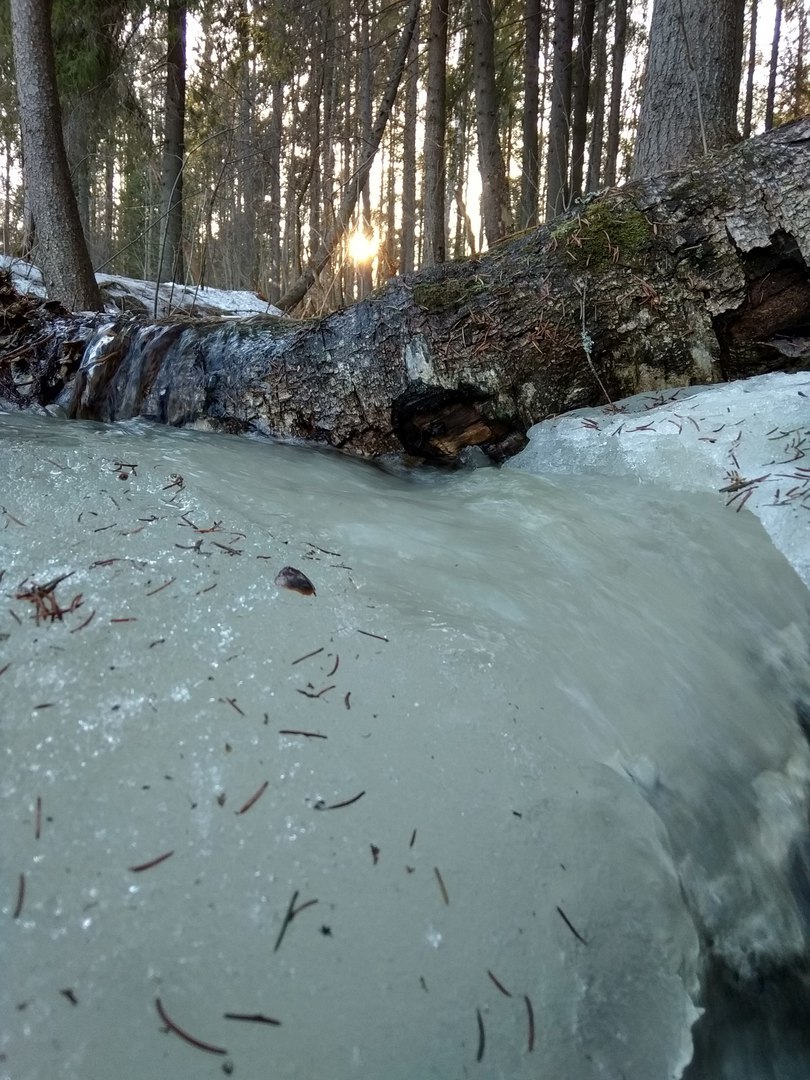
[0,254,281,318]
[508,371,810,588]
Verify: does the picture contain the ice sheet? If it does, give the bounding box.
[2,411,809,1079]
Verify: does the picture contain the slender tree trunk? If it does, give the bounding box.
[158,0,186,286]
[358,4,374,296]
[237,22,258,289]
[9,0,101,309]
[400,21,419,273]
[277,0,420,311]
[102,138,114,265]
[586,0,608,192]
[3,141,11,251]
[62,94,93,249]
[423,0,449,265]
[604,0,627,186]
[569,0,596,200]
[471,0,513,244]
[764,0,782,130]
[633,0,744,177]
[796,7,807,119]
[267,79,283,303]
[520,0,542,228]
[742,0,758,138]
[545,0,575,219]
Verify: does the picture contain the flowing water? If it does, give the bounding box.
[1,410,809,1080]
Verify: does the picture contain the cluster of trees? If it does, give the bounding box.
[2,0,808,315]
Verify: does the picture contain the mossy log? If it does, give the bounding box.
[2,119,809,462]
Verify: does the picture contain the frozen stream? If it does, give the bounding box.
[1,403,810,1080]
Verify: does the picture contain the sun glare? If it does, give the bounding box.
[347,230,378,265]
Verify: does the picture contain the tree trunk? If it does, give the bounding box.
[633,0,745,178]
[276,0,420,312]
[267,79,284,304]
[545,0,575,219]
[423,0,449,265]
[569,0,596,200]
[9,0,102,310]
[471,0,513,245]
[764,0,782,130]
[586,0,609,192]
[158,0,186,288]
[519,0,542,228]
[603,0,627,187]
[400,21,419,274]
[742,0,758,139]
[5,120,810,467]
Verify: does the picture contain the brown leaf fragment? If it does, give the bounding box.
[314,790,365,811]
[524,994,535,1052]
[12,872,25,918]
[223,1012,281,1026]
[278,729,328,739]
[275,566,316,595]
[556,905,588,945]
[235,780,269,815]
[296,684,335,699]
[475,1008,485,1062]
[129,850,174,873]
[486,969,512,997]
[434,866,449,905]
[155,997,227,1055]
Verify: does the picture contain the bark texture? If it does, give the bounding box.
[422,0,449,266]
[3,120,809,464]
[158,0,187,289]
[633,0,745,178]
[471,0,513,244]
[9,0,102,311]
[545,0,574,218]
[275,0,420,312]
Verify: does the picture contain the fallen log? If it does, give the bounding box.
[1,118,809,463]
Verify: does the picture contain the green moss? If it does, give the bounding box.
[551,200,653,269]
[412,276,486,312]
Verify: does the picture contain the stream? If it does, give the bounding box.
[1,405,809,1080]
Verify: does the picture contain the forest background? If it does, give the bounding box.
[0,0,808,318]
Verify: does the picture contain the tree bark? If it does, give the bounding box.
[569,0,596,201]
[470,0,513,245]
[603,0,627,187]
[158,0,187,288]
[276,0,420,312]
[585,0,608,193]
[423,0,449,265]
[765,0,783,131]
[9,0,102,311]
[545,0,575,219]
[742,0,758,139]
[519,0,542,228]
[400,21,419,274]
[633,0,745,178]
[4,120,810,467]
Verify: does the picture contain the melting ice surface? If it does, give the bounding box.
[1,378,809,1080]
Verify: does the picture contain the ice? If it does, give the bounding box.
[1,405,809,1079]
[507,371,810,587]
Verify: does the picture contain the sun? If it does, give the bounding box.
[346,229,378,265]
